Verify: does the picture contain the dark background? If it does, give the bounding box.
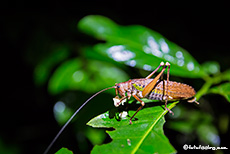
[2,1,230,154]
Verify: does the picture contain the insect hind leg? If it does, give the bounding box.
[163,95,174,115]
[145,62,165,79]
[163,62,174,115]
[187,97,199,104]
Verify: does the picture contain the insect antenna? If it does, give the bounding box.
[44,86,116,154]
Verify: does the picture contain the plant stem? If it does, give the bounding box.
[196,80,212,100]
[196,71,227,100]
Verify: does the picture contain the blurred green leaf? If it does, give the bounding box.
[55,147,73,154]
[218,114,229,134]
[48,58,83,94]
[78,15,119,40]
[201,61,220,75]
[0,139,19,154]
[87,102,178,154]
[34,45,69,86]
[168,106,220,146]
[197,123,220,146]
[167,120,194,134]
[208,82,230,102]
[78,15,206,78]
[48,58,129,95]
[221,69,230,81]
[53,101,73,125]
[85,127,107,145]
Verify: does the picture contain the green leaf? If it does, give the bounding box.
[168,106,220,146]
[55,147,73,154]
[87,102,178,154]
[48,58,129,94]
[208,82,230,102]
[78,15,206,78]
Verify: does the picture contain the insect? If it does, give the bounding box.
[44,61,198,154]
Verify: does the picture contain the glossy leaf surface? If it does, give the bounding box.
[87,102,178,154]
[78,15,206,78]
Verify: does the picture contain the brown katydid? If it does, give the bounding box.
[44,61,198,154]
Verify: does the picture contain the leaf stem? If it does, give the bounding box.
[196,71,228,100]
[196,80,212,100]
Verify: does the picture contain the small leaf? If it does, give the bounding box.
[87,102,178,154]
[55,147,73,154]
[78,15,206,78]
[208,82,230,102]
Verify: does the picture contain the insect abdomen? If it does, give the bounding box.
[145,80,196,100]
[148,92,163,100]
[167,81,196,99]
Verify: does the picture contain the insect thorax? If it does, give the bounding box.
[131,79,164,100]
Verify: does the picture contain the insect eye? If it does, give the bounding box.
[117,85,120,88]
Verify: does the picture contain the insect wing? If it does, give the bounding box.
[142,77,159,97]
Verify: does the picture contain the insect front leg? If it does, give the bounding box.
[129,94,145,124]
[113,96,127,107]
[113,90,132,107]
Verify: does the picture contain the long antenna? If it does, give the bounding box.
[44,86,116,154]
